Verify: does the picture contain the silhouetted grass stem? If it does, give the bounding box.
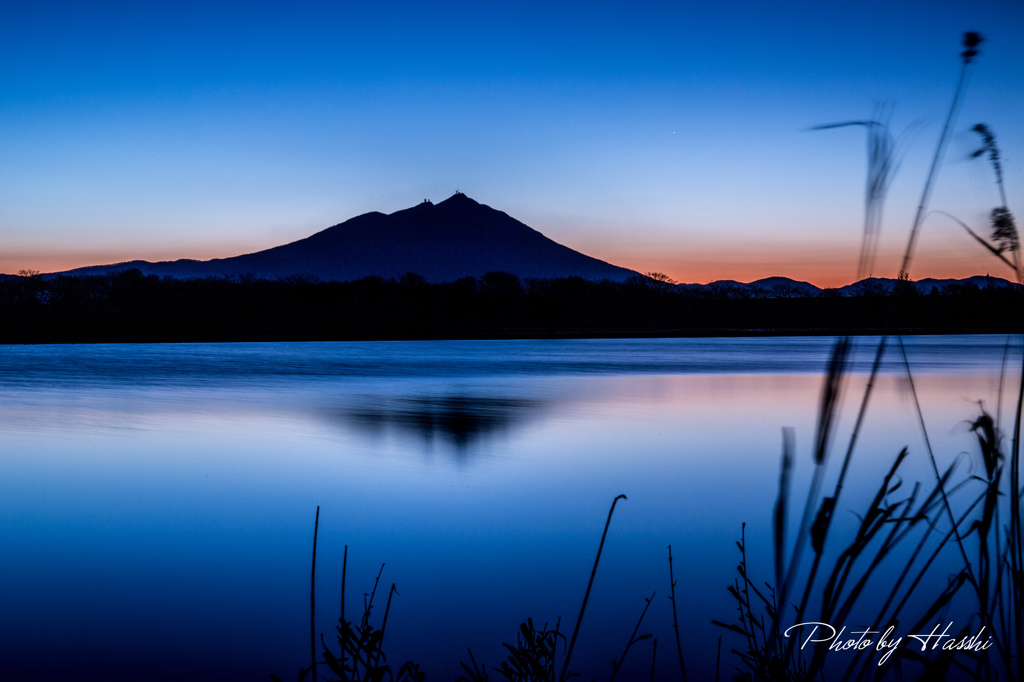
[899,34,981,278]
[1010,348,1024,674]
[560,493,626,682]
[897,337,976,583]
[608,591,655,682]
[310,505,320,682]
[667,545,688,682]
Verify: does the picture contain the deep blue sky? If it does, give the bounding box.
[2,0,1022,285]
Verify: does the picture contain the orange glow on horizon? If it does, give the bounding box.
[5,242,1015,289]
[1,244,275,278]
[594,243,1021,289]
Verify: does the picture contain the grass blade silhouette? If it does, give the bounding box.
[560,494,626,682]
[311,505,319,682]
[667,545,689,682]
[609,592,655,682]
[900,32,983,278]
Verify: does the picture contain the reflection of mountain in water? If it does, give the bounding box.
[336,395,545,450]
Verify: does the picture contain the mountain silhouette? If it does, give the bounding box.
[676,274,1020,297]
[57,193,638,283]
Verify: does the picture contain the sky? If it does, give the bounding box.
[2,0,1023,287]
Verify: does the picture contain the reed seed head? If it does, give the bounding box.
[961,32,983,63]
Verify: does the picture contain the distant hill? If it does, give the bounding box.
[677,276,825,297]
[677,275,1020,297]
[837,275,1019,296]
[54,193,638,283]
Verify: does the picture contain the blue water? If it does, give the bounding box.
[0,336,1016,680]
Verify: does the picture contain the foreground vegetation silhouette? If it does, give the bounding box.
[713,30,1024,681]
[273,497,642,682]
[270,31,1024,682]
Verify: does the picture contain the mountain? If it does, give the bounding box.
[677,276,824,297]
[676,275,1020,297]
[55,193,638,283]
[836,275,1019,296]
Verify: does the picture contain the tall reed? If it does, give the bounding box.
[716,30,1024,681]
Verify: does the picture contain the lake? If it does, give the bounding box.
[0,336,1016,681]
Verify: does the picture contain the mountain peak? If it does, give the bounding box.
[437,191,480,208]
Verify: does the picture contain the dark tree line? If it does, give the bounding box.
[0,269,1020,343]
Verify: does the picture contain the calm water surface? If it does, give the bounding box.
[0,336,1016,680]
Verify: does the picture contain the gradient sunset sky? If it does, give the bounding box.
[2,0,1022,287]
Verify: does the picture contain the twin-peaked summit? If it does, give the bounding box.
[59,193,638,283]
